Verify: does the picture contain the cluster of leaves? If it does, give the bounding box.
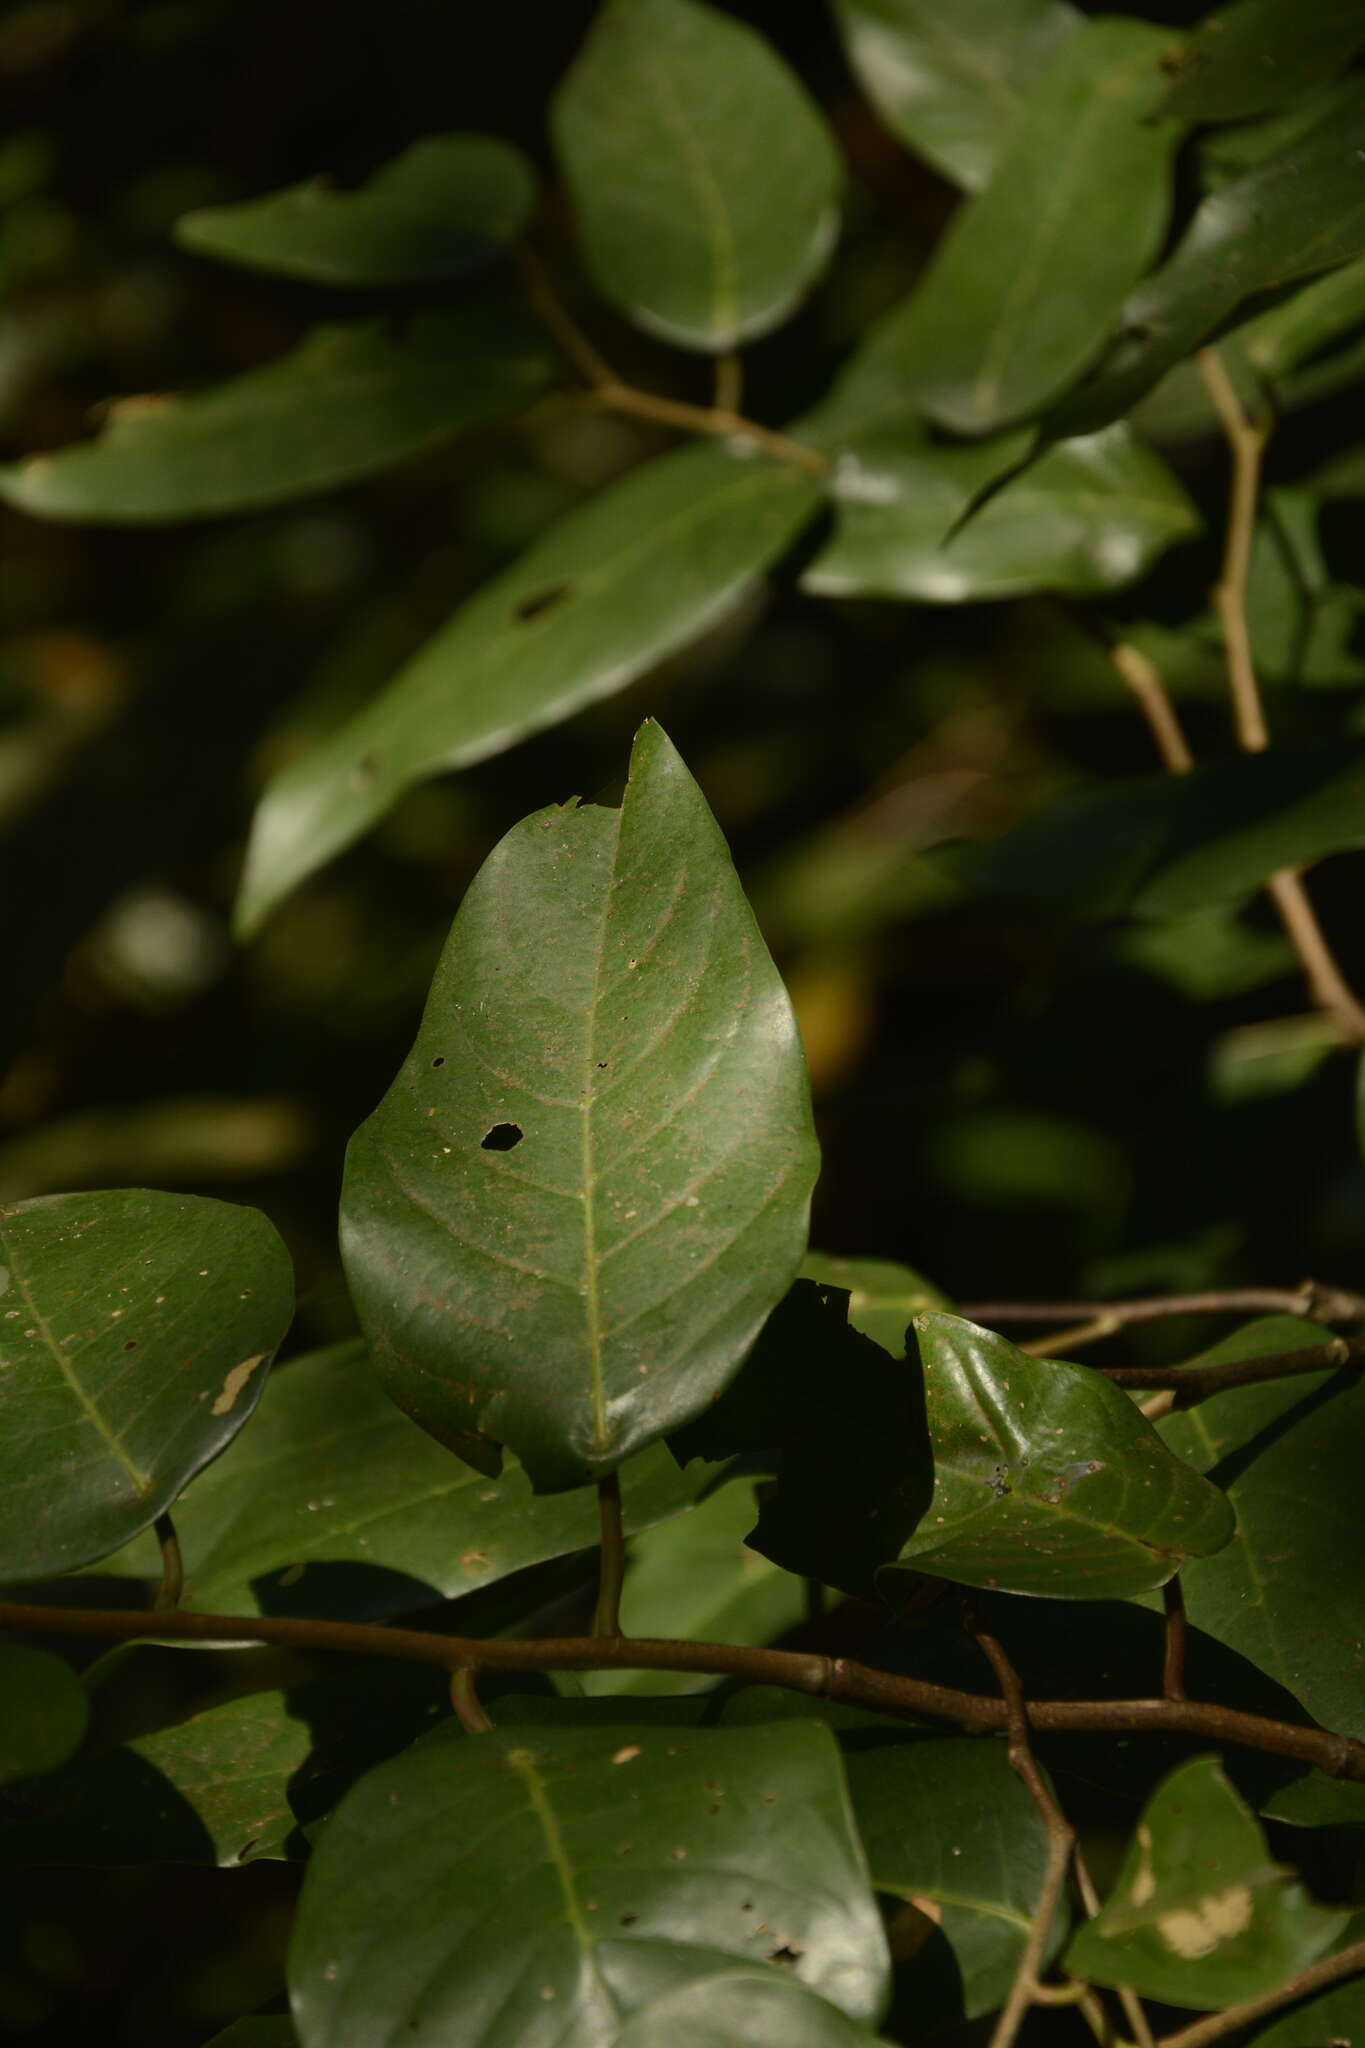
[2,0,1365,2043]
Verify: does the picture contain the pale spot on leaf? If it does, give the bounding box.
[210,1352,268,1416]
[1158,1885,1254,1958]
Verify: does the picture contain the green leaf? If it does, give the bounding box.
[105,1341,710,1624]
[1156,1317,1365,1740]
[340,721,819,1491]
[1239,254,1365,381]
[882,17,1177,434]
[804,423,1198,602]
[0,297,554,523]
[1245,1975,1365,2048]
[176,134,535,286]
[582,1477,805,1697]
[1055,86,1365,434]
[1160,0,1365,125]
[1065,1757,1345,2009]
[551,0,842,350]
[613,1969,892,2046]
[798,1253,949,1356]
[0,1190,293,1581]
[830,0,1081,192]
[234,443,822,936]
[0,1645,88,1784]
[288,1720,890,2042]
[884,1314,1234,1601]
[846,1736,1066,2017]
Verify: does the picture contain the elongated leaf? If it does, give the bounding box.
[798,1253,948,1356]
[235,443,821,936]
[0,1190,293,1580]
[885,1314,1234,1601]
[1056,87,1365,433]
[288,1720,890,2043]
[1065,1757,1345,2008]
[831,0,1080,191]
[0,1645,88,1784]
[1240,256,1365,380]
[804,423,1197,601]
[0,297,554,523]
[1156,1318,1365,1740]
[1161,0,1364,125]
[583,1477,805,1697]
[177,135,535,286]
[886,17,1176,433]
[614,1969,892,2046]
[103,1341,710,1623]
[846,1736,1066,2017]
[552,0,841,349]
[341,722,819,1491]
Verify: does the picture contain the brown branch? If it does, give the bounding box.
[1264,871,1365,1043]
[593,1471,626,1641]
[152,1512,183,1613]
[1072,1844,1156,2048]
[1157,1935,1365,2048]
[450,1666,492,1735]
[959,1284,1365,1342]
[1162,1578,1188,1703]
[1095,1334,1364,1403]
[4,1602,1363,1781]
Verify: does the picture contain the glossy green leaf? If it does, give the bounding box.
[234,444,822,935]
[830,0,1080,191]
[1239,254,1365,380]
[1056,87,1365,433]
[583,1477,805,1697]
[341,721,819,1491]
[104,1341,710,1624]
[1157,1317,1365,1740]
[0,1645,88,1784]
[846,1736,1065,2017]
[1160,0,1364,125]
[288,1720,890,2043]
[1244,1974,1365,2048]
[614,1969,892,2046]
[552,0,841,350]
[884,17,1176,433]
[0,297,554,523]
[798,1253,948,1356]
[176,134,535,286]
[804,423,1198,602]
[0,1189,293,1580]
[884,1314,1234,1601]
[1065,1757,1345,2008]
[0,1655,449,1868]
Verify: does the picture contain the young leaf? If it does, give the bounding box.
[234,443,822,936]
[288,1721,890,2042]
[0,1190,293,1581]
[1065,1757,1346,2008]
[798,1253,949,1356]
[885,17,1177,434]
[0,1645,88,1785]
[102,1341,710,1624]
[340,721,819,1491]
[830,0,1081,192]
[0,297,554,523]
[845,1736,1066,2017]
[552,0,842,350]
[1159,0,1364,126]
[804,423,1198,602]
[884,1314,1235,1601]
[176,134,536,287]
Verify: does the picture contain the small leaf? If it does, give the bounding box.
[0,1645,88,1785]
[884,17,1178,433]
[552,0,842,350]
[798,1253,949,1356]
[287,1720,890,2043]
[341,722,819,1491]
[177,134,535,286]
[613,1968,893,2045]
[804,423,1198,601]
[234,443,822,935]
[0,1190,293,1580]
[0,297,554,523]
[1160,0,1364,125]
[846,1736,1066,2017]
[885,1314,1234,1601]
[830,0,1081,191]
[1065,1757,1345,2008]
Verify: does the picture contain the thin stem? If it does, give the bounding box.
[1158,1936,1365,2048]
[959,1284,1365,1337]
[152,1512,184,1612]
[450,1666,492,1735]
[1265,871,1365,1042]
[593,1472,626,1641]
[3,1602,1363,1781]
[962,1593,1076,2048]
[1095,1334,1363,1403]
[1108,640,1194,775]
[1073,1846,1155,2048]
[515,244,618,390]
[1163,1578,1188,1703]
